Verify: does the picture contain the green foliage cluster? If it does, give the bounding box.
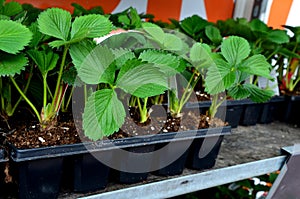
[1,2,287,141]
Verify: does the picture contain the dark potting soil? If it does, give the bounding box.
[3,107,226,149]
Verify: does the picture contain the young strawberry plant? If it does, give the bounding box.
[11,8,113,129]
[76,48,169,140]
[109,7,142,30]
[73,23,192,140]
[0,0,33,126]
[204,36,274,118]
[139,23,193,119]
[277,26,300,94]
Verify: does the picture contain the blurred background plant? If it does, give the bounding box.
[171,172,279,199]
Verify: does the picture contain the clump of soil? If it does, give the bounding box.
[196,92,210,101]
[5,120,81,149]
[280,89,300,96]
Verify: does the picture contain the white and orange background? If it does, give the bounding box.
[9,0,300,29]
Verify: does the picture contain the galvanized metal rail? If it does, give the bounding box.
[79,155,287,199]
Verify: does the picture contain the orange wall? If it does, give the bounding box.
[9,0,234,22]
[10,0,295,28]
[8,0,121,13]
[147,0,182,22]
[204,0,234,22]
[267,0,293,29]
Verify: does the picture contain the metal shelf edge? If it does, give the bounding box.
[79,155,287,199]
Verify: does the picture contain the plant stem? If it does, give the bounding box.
[266,51,276,61]
[84,85,87,104]
[9,65,34,116]
[0,78,4,111]
[137,97,148,123]
[129,96,137,107]
[10,76,41,122]
[51,44,69,113]
[0,95,4,113]
[54,84,63,113]
[177,72,200,115]
[43,74,47,109]
[209,94,226,118]
[291,77,300,91]
[209,94,218,118]
[63,87,74,112]
[47,84,53,99]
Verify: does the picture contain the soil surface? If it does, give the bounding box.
[4,108,225,149]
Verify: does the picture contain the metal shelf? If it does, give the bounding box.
[79,155,287,199]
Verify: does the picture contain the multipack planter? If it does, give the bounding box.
[67,151,112,192]
[7,142,113,198]
[153,140,190,176]
[8,145,66,199]
[186,128,228,170]
[238,100,263,126]
[7,143,115,197]
[258,96,285,124]
[276,95,300,125]
[6,125,231,198]
[186,100,245,128]
[111,145,155,184]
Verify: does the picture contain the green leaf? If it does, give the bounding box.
[27,49,59,76]
[71,3,104,16]
[139,49,180,76]
[69,40,97,70]
[142,26,186,52]
[278,48,300,59]
[180,15,209,36]
[27,77,43,107]
[142,23,185,51]
[221,36,250,66]
[111,48,135,69]
[162,33,183,51]
[83,89,125,140]
[190,43,214,69]
[227,84,250,100]
[204,57,234,94]
[28,22,50,48]
[116,60,168,98]
[250,19,269,32]
[142,22,165,42]
[267,30,289,44]
[238,54,273,79]
[37,8,72,41]
[48,40,71,48]
[21,4,42,26]
[77,45,115,84]
[0,15,9,20]
[205,25,222,44]
[1,1,22,17]
[129,8,142,28]
[0,20,32,54]
[71,14,112,41]
[116,58,141,80]
[131,84,167,98]
[62,66,82,87]
[118,15,130,25]
[244,84,274,102]
[0,53,28,76]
